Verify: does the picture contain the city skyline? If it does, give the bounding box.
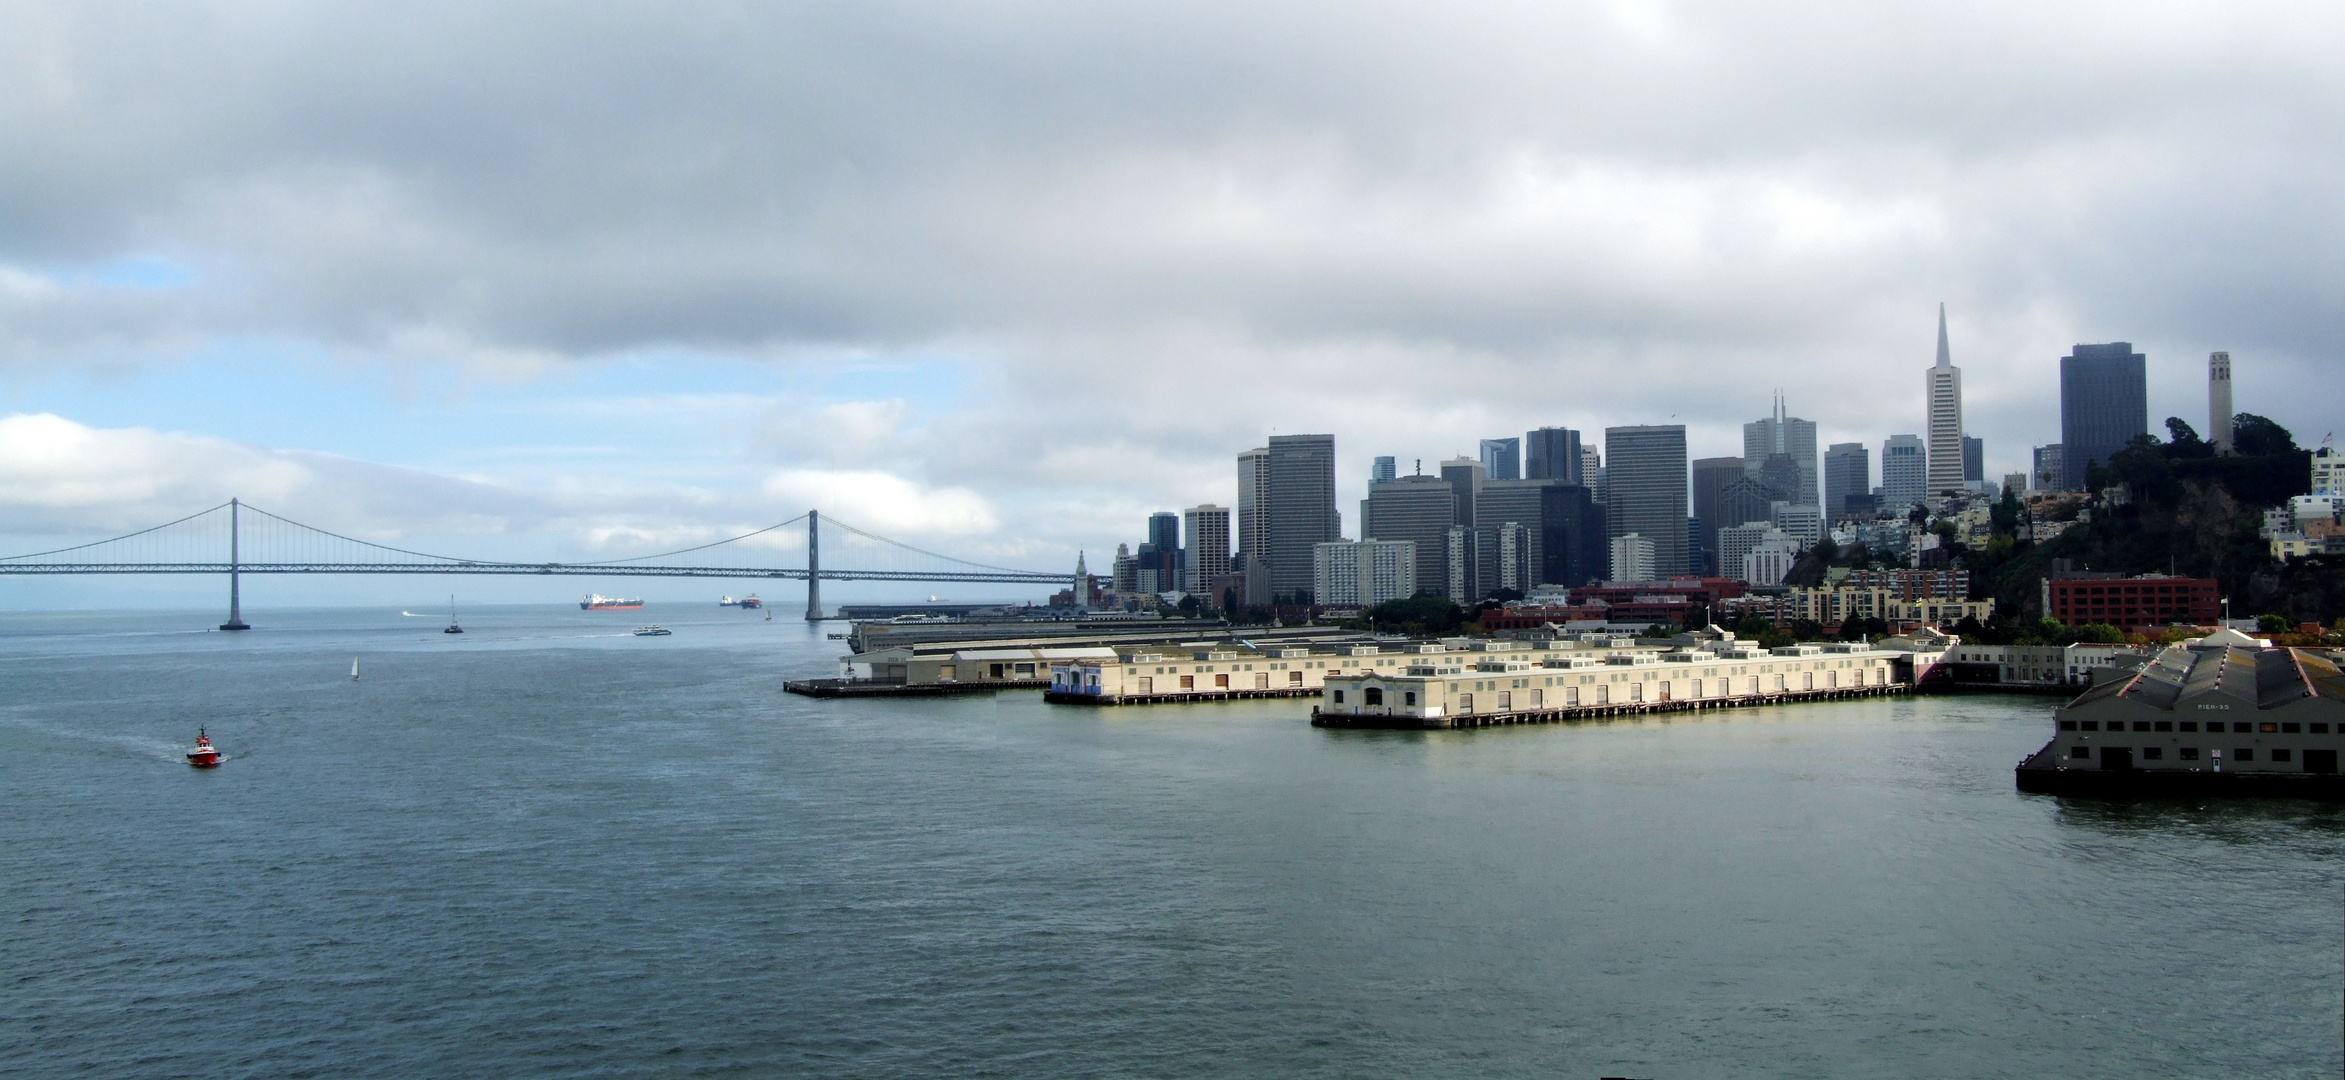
[3,3,2340,608]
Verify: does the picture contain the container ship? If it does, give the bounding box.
[580,593,644,610]
[721,594,763,609]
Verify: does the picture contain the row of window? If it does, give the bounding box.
[2060,720,2329,734]
[2069,746,2314,763]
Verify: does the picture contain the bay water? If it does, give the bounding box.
[3,606,2340,1077]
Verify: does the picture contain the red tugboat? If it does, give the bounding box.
[186,728,222,768]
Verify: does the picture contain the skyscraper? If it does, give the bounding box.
[1474,479,1605,592]
[1360,474,1457,597]
[1148,511,1181,589]
[1370,455,1397,487]
[1236,447,1272,561]
[1603,426,1688,581]
[1440,456,1484,527]
[1524,427,1583,484]
[1264,434,1339,601]
[1690,456,1746,575]
[1880,434,1926,513]
[1181,505,1230,593]
[1926,303,1966,497]
[1962,435,1983,484]
[2209,352,2234,453]
[1742,395,1818,508]
[1823,442,1870,522]
[2060,342,2148,490]
[1479,438,1521,481]
[2033,445,2066,492]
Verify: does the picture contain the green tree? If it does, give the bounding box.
[2258,612,2295,634]
[2232,413,2299,457]
[2071,622,2126,644]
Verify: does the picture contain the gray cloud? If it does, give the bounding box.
[3,0,2340,557]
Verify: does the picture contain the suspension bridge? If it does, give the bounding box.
[0,499,1075,627]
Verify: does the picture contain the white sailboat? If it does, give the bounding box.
[352,658,360,681]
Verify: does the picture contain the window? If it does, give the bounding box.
[2272,749,2293,763]
[2235,748,2253,762]
[2259,722,2278,733]
[1365,688,1383,706]
[1404,692,1417,706]
[2179,747,2200,761]
[2133,721,2152,732]
[2281,723,2301,734]
[2142,747,2164,760]
[2081,721,2099,731]
[2315,723,2332,734]
[2059,721,2078,731]
[2180,721,2197,732]
[1332,690,1345,703]
[2235,722,2253,733]
[2154,721,2172,732]
[2071,746,2091,758]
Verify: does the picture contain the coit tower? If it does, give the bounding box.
[2209,352,2233,453]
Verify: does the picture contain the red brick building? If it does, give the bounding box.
[2046,575,2219,631]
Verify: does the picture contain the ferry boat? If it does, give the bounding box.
[720,594,763,609]
[186,728,222,768]
[632,625,672,636]
[581,594,644,610]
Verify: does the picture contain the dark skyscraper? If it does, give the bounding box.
[1524,427,1583,484]
[1690,456,1745,575]
[1264,434,1339,601]
[1823,442,1870,522]
[1440,457,1484,527]
[2060,343,2148,490]
[1603,426,1688,582]
[1473,480,1606,591]
[1962,435,1983,484]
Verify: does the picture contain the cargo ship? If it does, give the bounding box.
[580,593,644,610]
[721,594,763,609]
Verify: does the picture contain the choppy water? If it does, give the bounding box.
[2,606,2340,1078]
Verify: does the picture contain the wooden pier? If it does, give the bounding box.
[784,678,1039,698]
[1310,682,1911,730]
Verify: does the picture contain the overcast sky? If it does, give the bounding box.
[3,0,2341,606]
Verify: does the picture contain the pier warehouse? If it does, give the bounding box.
[2017,628,2345,797]
[1316,639,1902,728]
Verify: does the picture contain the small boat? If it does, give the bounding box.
[444,595,464,634]
[632,625,672,636]
[186,728,222,768]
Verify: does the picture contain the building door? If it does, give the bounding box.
[1460,693,1473,712]
[1802,672,1813,690]
[1497,691,1511,709]
[1215,673,1230,689]
[2305,749,2339,774]
[1137,677,1152,693]
[2102,747,2134,771]
[1288,670,1304,685]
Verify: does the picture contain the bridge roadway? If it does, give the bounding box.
[0,562,1062,583]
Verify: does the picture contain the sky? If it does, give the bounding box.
[3,0,2341,609]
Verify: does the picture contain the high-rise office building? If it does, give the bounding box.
[1473,479,1606,593]
[1360,474,1458,597]
[1146,512,1182,589]
[1313,539,1418,608]
[1926,304,1966,497]
[1440,457,1484,527]
[1823,442,1870,522]
[1524,427,1583,484]
[1690,456,1746,575]
[1236,447,1272,559]
[1603,426,1688,581]
[2032,444,2066,492]
[1370,455,1397,487]
[1879,434,1927,513]
[1742,395,1818,508]
[1962,435,1983,484]
[2209,352,2234,453]
[1588,449,1605,504]
[1479,438,1521,481]
[1181,505,1230,593]
[1264,434,1340,601]
[2060,342,2148,490]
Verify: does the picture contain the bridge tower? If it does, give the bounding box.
[219,498,251,631]
[805,509,824,621]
